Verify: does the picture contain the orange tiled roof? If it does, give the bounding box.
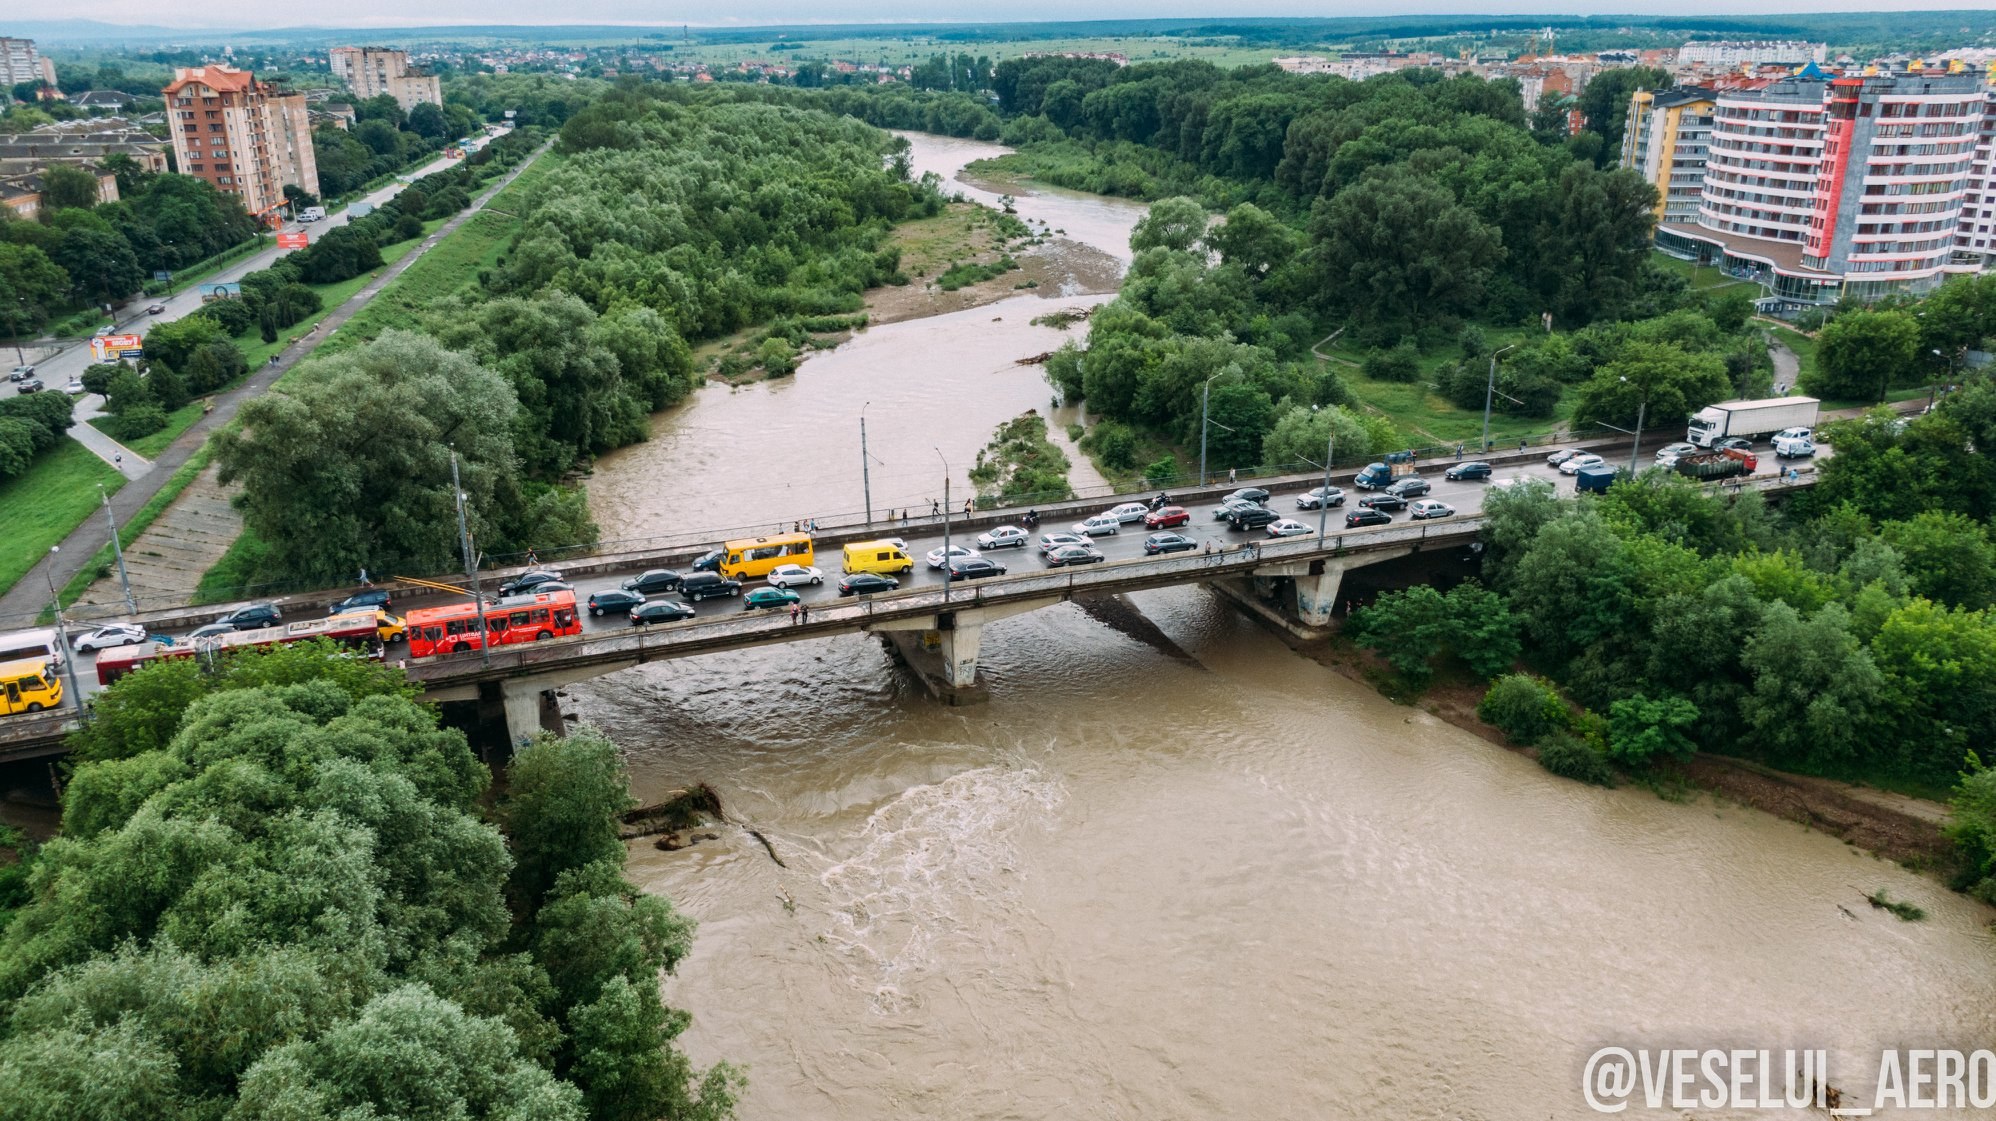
[162,66,256,97]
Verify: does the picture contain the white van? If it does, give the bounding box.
[298,206,326,222]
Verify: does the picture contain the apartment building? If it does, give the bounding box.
[162,65,319,218]
[0,37,56,90]
[328,47,442,112]
[1956,83,1996,270]
[1655,71,1989,305]
[1676,41,1828,68]
[1621,87,1718,223]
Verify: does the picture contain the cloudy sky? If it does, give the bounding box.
[50,0,1996,32]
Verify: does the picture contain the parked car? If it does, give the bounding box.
[619,569,681,595]
[1045,544,1106,567]
[500,569,564,597]
[838,572,899,597]
[976,525,1031,550]
[15,378,43,394]
[6,365,32,382]
[1558,454,1606,476]
[1036,532,1087,555]
[744,587,801,612]
[73,623,147,652]
[1409,499,1456,520]
[631,601,697,625]
[1545,448,1580,467]
[1144,531,1198,555]
[330,589,393,615]
[1385,476,1431,498]
[1224,487,1271,505]
[218,602,282,631]
[1143,505,1190,528]
[766,564,825,589]
[690,549,723,573]
[1713,436,1755,452]
[188,623,236,640]
[1443,462,1491,482]
[1358,492,1407,512]
[1773,436,1816,459]
[679,573,742,602]
[927,544,980,569]
[1294,486,1345,510]
[1104,502,1150,524]
[1266,518,1313,538]
[1226,505,1280,531]
[1346,508,1394,528]
[587,590,646,616]
[1211,496,1263,520]
[146,303,166,315]
[1072,514,1121,537]
[947,556,1007,580]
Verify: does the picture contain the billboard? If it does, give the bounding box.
[90,334,145,361]
[276,232,309,250]
[199,283,243,302]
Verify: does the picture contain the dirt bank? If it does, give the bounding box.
[865,236,1123,326]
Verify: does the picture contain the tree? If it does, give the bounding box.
[1868,600,1996,785]
[1477,674,1569,745]
[1879,511,1996,610]
[0,243,68,338]
[1604,692,1700,766]
[1949,764,1996,903]
[755,336,797,377]
[1308,167,1502,335]
[39,166,102,213]
[1571,340,1730,432]
[1806,309,1920,402]
[503,730,633,909]
[50,227,143,304]
[1576,68,1671,166]
[1129,195,1206,254]
[1262,404,1370,469]
[1739,603,1884,769]
[1350,581,1520,685]
[1203,202,1296,280]
[408,102,450,140]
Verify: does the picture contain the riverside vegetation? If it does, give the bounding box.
[0,643,738,1120]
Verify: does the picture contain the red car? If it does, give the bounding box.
[1143,505,1189,528]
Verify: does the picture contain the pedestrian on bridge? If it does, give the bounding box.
[932,500,940,517]
[790,603,800,624]
[800,603,810,624]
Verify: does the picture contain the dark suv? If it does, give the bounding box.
[329,589,392,615]
[1226,504,1280,531]
[679,572,742,602]
[218,602,283,631]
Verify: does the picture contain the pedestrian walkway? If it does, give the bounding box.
[0,139,555,628]
[64,393,149,479]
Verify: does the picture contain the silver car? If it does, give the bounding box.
[73,623,148,652]
[1072,514,1121,537]
[1103,502,1149,524]
[1295,486,1345,510]
[1037,532,1086,555]
[976,525,1030,550]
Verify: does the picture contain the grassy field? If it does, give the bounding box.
[318,211,515,354]
[89,400,206,460]
[1650,252,1758,293]
[0,441,126,601]
[1317,325,1575,447]
[193,525,269,605]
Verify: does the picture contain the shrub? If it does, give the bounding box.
[1143,456,1177,485]
[1084,420,1138,471]
[1362,343,1421,383]
[1604,692,1701,767]
[1536,731,1617,786]
[103,402,167,440]
[1477,673,1568,745]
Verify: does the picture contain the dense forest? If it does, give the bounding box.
[0,644,737,1120]
[217,88,943,586]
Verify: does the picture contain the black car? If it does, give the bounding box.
[15,378,43,394]
[499,569,564,597]
[1224,487,1271,505]
[1358,492,1407,512]
[329,588,393,615]
[1144,531,1198,555]
[218,602,282,631]
[1045,544,1106,567]
[679,573,742,601]
[1226,505,1280,531]
[621,568,683,595]
[631,601,697,626]
[947,557,1007,580]
[1346,508,1393,528]
[838,572,900,597]
[1385,476,1431,498]
[588,589,646,616]
[690,549,723,573]
[1443,461,1492,482]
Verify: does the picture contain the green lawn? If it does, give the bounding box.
[193,525,269,605]
[89,400,207,459]
[320,211,514,354]
[482,150,562,214]
[1651,251,1757,293]
[0,441,126,600]
[1320,325,1573,447]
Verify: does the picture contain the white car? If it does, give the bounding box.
[1409,499,1456,520]
[1558,453,1606,475]
[1036,532,1086,555]
[1655,442,1697,461]
[72,623,148,652]
[766,564,824,589]
[1773,436,1816,459]
[1265,518,1313,538]
[1773,426,1813,444]
[1103,502,1149,524]
[63,378,84,394]
[926,544,979,570]
[1072,514,1121,537]
[976,525,1031,550]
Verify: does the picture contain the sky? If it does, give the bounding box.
[40,0,1996,33]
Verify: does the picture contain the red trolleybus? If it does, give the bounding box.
[96,611,384,686]
[404,589,582,657]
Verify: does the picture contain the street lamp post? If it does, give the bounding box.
[450,451,492,666]
[99,484,135,616]
[41,547,82,713]
[860,401,873,525]
[1198,369,1237,487]
[1317,429,1335,546]
[935,447,951,603]
[1480,343,1520,455]
[1615,375,1648,474]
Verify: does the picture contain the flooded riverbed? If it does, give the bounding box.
[573,134,1996,1120]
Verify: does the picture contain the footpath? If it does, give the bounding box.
[0,140,553,629]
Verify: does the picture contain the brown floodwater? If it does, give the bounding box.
[571,134,1996,1120]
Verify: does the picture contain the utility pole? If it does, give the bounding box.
[1628,398,1647,475]
[99,484,135,616]
[1317,430,1335,546]
[41,547,81,714]
[1480,343,1519,454]
[936,448,951,603]
[451,451,493,666]
[860,402,873,525]
[1199,369,1235,487]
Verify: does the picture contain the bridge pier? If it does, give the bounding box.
[870,595,1057,706]
[1226,546,1419,636]
[496,680,565,751]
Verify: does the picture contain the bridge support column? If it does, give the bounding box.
[880,616,989,706]
[1292,561,1348,628]
[499,681,564,750]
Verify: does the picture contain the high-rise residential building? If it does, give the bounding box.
[328,47,442,112]
[162,66,319,218]
[1956,84,1996,270]
[1621,87,1718,224]
[0,37,54,90]
[1655,71,1989,305]
[1676,41,1828,68]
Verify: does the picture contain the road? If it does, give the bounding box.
[1,139,491,476]
[49,444,1811,701]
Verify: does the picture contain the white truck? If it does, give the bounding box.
[1685,396,1820,448]
[298,205,326,222]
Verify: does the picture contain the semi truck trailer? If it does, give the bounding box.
[1686,397,1820,448]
